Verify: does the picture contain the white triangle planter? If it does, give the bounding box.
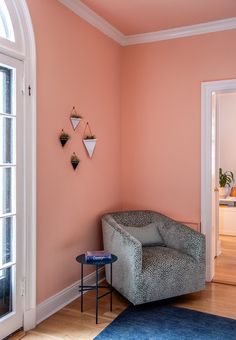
[83,139,97,158]
[70,117,81,130]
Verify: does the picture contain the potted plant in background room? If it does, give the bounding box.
[83,122,97,158]
[219,168,234,198]
[59,129,70,147]
[70,106,82,130]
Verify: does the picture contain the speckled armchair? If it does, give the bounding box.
[102,210,205,305]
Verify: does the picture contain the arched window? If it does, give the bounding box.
[0,1,36,338]
[0,1,14,41]
[0,0,24,57]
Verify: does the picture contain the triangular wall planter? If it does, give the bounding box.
[59,129,70,147]
[60,138,68,147]
[71,152,80,170]
[83,139,97,158]
[70,107,82,130]
[70,117,81,130]
[71,160,79,170]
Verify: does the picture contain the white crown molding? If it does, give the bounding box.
[58,0,125,45]
[123,17,236,45]
[37,267,105,324]
[58,0,236,46]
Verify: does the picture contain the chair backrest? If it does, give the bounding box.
[105,210,159,227]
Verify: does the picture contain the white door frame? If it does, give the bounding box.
[15,1,37,331]
[201,78,236,281]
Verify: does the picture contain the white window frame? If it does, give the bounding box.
[0,0,36,331]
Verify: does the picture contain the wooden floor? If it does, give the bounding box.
[10,289,129,340]
[214,235,236,285]
[10,282,236,340]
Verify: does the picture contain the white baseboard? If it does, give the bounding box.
[24,308,36,331]
[216,239,221,257]
[36,267,105,324]
[205,263,213,282]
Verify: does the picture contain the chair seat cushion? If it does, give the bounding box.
[142,246,196,272]
[139,246,202,303]
[121,222,164,246]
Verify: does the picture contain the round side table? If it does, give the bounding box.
[76,254,117,324]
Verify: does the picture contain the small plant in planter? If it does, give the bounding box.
[71,152,80,170]
[84,134,96,140]
[219,168,234,198]
[83,122,97,158]
[59,129,70,147]
[70,106,83,130]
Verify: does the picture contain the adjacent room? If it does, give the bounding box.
[1,0,236,339]
[214,92,236,285]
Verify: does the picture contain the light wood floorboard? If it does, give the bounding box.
[10,282,236,340]
[214,235,236,285]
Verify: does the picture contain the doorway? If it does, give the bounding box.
[0,53,24,339]
[201,78,236,282]
[213,91,236,285]
[0,0,36,337]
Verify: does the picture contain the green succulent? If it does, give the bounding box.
[219,168,234,188]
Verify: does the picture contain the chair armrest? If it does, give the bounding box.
[158,219,205,263]
[102,215,142,277]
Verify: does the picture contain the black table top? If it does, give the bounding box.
[76,254,117,265]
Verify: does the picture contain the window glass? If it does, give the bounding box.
[0,1,15,41]
[0,67,12,114]
[0,216,14,265]
[0,116,16,164]
[0,267,13,317]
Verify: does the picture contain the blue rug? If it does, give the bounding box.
[94,303,236,339]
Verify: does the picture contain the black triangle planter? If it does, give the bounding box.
[71,161,79,170]
[59,129,70,147]
[71,153,80,170]
[60,138,69,147]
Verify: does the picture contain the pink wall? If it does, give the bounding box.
[121,30,236,226]
[27,0,122,304]
[26,0,236,304]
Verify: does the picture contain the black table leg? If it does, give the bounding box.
[81,263,83,312]
[96,264,99,324]
[76,254,117,324]
[110,263,113,312]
